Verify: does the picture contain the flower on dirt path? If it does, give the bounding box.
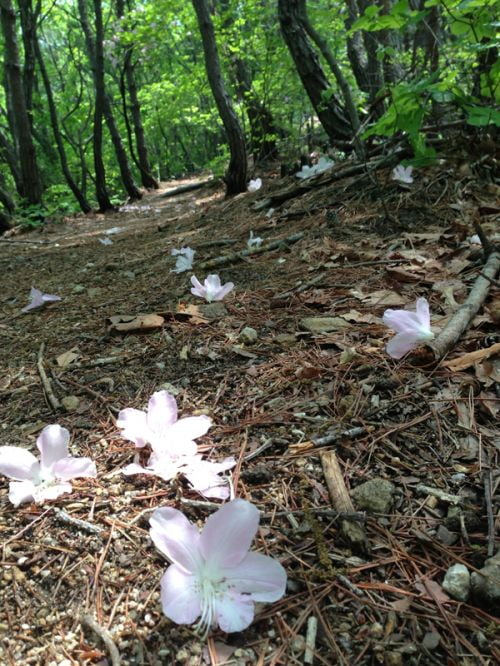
[149,499,287,635]
[22,287,61,313]
[190,274,234,303]
[247,178,262,193]
[118,390,234,498]
[247,231,263,250]
[391,164,414,184]
[171,247,195,273]
[383,297,434,359]
[0,425,97,506]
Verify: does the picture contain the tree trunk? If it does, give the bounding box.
[115,0,158,189]
[17,0,38,114]
[77,0,113,211]
[191,0,247,195]
[278,0,353,145]
[0,0,42,204]
[345,0,383,105]
[299,0,364,158]
[0,127,22,191]
[34,24,92,213]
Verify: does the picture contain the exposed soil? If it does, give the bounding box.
[0,157,499,666]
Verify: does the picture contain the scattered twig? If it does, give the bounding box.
[416,484,463,505]
[160,177,217,198]
[80,613,121,666]
[37,342,61,411]
[320,450,368,554]
[304,615,318,665]
[198,232,304,270]
[430,235,500,360]
[53,508,104,535]
[289,426,370,453]
[483,469,495,558]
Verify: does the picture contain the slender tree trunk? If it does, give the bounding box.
[17,0,38,114]
[345,0,383,105]
[278,0,353,145]
[299,0,364,158]
[0,127,22,190]
[34,28,92,212]
[0,0,42,204]
[191,0,247,195]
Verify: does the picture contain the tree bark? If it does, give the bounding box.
[191,0,247,195]
[0,0,42,204]
[34,23,92,213]
[115,0,158,189]
[17,0,38,114]
[278,0,353,145]
[345,0,383,104]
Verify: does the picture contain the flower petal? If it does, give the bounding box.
[200,499,259,568]
[386,331,420,359]
[145,452,181,481]
[160,565,201,625]
[225,551,287,602]
[167,415,211,444]
[214,589,255,633]
[122,462,156,476]
[382,309,421,334]
[51,457,97,480]
[8,480,36,506]
[415,297,431,329]
[33,482,72,503]
[182,457,234,499]
[147,391,178,433]
[117,408,150,447]
[149,507,202,572]
[0,446,39,481]
[37,425,70,470]
[214,282,234,301]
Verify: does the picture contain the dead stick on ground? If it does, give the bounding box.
[53,508,104,535]
[80,614,121,666]
[37,342,61,411]
[320,450,368,554]
[198,232,304,270]
[430,249,500,360]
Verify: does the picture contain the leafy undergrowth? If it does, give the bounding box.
[0,156,499,665]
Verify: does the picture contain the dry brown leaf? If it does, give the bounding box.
[176,303,209,325]
[415,579,451,604]
[478,391,500,418]
[351,289,406,306]
[107,313,164,333]
[385,266,424,283]
[295,365,322,379]
[56,347,80,368]
[441,343,500,371]
[340,309,380,324]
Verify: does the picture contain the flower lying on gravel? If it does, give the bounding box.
[391,164,414,184]
[247,231,263,249]
[149,499,287,635]
[117,390,211,456]
[0,425,97,506]
[22,287,61,313]
[383,297,434,359]
[171,246,195,273]
[190,274,234,303]
[118,391,234,498]
[247,178,262,192]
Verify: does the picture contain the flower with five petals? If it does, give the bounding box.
[383,297,434,359]
[190,274,234,303]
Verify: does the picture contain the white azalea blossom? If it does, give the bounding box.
[190,274,234,302]
[391,165,414,184]
[171,247,195,273]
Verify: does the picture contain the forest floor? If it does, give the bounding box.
[0,152,499,666]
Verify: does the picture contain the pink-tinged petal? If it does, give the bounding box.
[51,456,97,480]
[205,274,222,291]
[160,565,201,625]
[37,425,70,469]
[190,275,205,294]
[0,446,39,481]
[147,391,178,433]
[386,332,420,359]
[382,309,421,334]
[152,437,198,459]
[33,482,72,503]
[8,480,36,506]
[415,297,431,328]
[22,287,44,312]
[200,499,259,568]
[146,452,181,481]
[150,507,202,572]
[168,415,211,443]
[122,462,157,476]
[182,457,234,499]
[116,408,149,447]
[214,589,255,633]
[225,552,287,602]
[214,282,234,301]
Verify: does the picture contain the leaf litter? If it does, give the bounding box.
[0,160,499,665]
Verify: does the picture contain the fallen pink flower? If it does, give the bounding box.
[247,178,262,193]
[171,247,195,273]
[22,287,61,313]
[149,499,287,635]
[0,425,96,506]
[117,390,211,456]
[383,297,434,359]
[391,164,414,184]
[190,274,234,303]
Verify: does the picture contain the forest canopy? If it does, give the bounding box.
[0,0,498,228]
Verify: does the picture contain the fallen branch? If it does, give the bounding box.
[430,250,500,360]
[198,232,304,270]
[37,342,61,411]
[160,178,217,198]
[53,508,104,535]
[320,450,369,554]
[80,614,121,666]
